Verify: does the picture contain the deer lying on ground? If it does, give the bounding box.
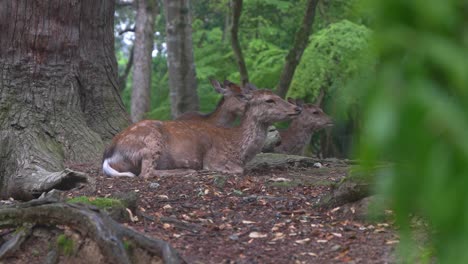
[272,98,333,155]
[176,80,247,127]
[102,85,301,177]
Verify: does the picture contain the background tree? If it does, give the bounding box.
[131,0,159,122]
[275,0,319,98]
[230,0,249,85]
[0,0,129,200]
[163,0,199,118]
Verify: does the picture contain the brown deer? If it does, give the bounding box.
[272,98,333,155]
[176,80,247,127]
[102,85,301,177]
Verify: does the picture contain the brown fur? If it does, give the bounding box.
[274,99,333,155]
[176,80,246,127]
[103,89,301,177]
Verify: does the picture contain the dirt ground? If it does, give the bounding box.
[62,157,398,264]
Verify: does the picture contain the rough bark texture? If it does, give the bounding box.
[0,0,129,200]
[276,0,319,98]
[0,196,185,264]
[230,0,249,86]
[163,0,199,118]
[131,0,158,122]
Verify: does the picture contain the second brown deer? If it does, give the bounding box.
[176,80,247,127]
[102,84,302,177]
[272,98,333,155]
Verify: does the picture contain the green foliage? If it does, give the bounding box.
[288,20,372,105]
[115,0,373,122]
[245,39,287,89]
[68,196,124,209]
[354,0,468,263]
[56,234,74,256]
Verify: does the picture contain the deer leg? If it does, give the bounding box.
[203,159,244,175]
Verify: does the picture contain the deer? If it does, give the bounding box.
[102,84,302,177]
[271,98,333,156]
[176,80,247,127]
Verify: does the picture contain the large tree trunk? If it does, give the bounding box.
[163,0,199,118]
[230,0,249,86]
[276,0,319,98]
[0,0,129,200]
[131,0,158,122]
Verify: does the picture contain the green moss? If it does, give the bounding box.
[268,181,301,188]
[56,234,74,256]
[68,196,124,209]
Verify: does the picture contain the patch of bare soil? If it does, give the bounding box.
[62,158,397,264]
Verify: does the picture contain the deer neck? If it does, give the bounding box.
[278,120,314,155]
[208,105,238,127]
[235,112,270,164]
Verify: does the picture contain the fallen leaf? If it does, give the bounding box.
[249,232,268,238]
[295,238,310,244]
[268,177,291,182]
[330,207,341,213]
[126,208,138,222]
[332,232,342,238]
[317,239,328,243]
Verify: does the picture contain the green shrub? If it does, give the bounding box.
[354,0,468,263]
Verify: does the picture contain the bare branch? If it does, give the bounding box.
[116,0,134,8]
[119,27,135,35]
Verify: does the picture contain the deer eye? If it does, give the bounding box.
[266,99,275,104]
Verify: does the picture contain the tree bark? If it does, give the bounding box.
[230,0,249,86]
[0,0,129,200]
[131,0,158,122]
[163,0,199,118]
[276,0,319,98]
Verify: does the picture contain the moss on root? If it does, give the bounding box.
[68,196,124,209]
[56,234,74,256]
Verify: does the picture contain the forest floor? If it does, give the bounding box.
[64,157,398,264]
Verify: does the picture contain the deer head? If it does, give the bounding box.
[287,98,333,130]
[244,85,302,124]
[210,79,249,116]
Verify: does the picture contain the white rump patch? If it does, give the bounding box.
[102,158,136,177]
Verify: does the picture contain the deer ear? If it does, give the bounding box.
[244,83,258,92]
[295,99,304,107]
[210,79,226,94]
[287,97,296,105]
[223,79,234,87]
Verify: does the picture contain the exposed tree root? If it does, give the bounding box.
[317,176,372,209]
[0,223,33,258]
[0,196,185,264]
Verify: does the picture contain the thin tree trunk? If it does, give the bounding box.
[163,0,199,118]
[119,45,134,92]
[276,0,319,98]
[0,0,129,200]
[222,1,231,43]
[131,0,158,122]
[230,0,249,86]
